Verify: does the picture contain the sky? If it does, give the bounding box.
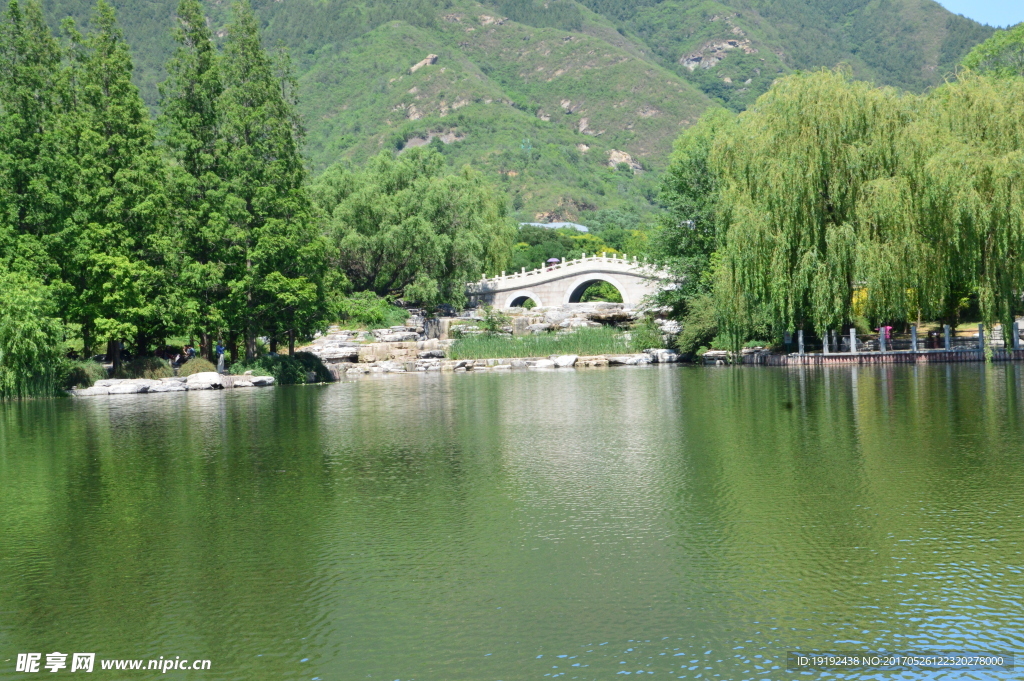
[936,0,1024,27]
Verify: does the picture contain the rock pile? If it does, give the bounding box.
[338,349,679,376]
[70,372,275,397]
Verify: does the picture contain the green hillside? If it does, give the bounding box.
[38,0,993,219]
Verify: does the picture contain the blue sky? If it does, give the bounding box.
[936,0,1024,27]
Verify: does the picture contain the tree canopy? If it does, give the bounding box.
[312,148,515,308]
[962,22,1024,78]
[679,68,1024,345]
[0,0,334,381]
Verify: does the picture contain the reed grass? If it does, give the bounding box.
[446,327,632,360]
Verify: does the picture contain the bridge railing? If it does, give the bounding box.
[467,252,649,292]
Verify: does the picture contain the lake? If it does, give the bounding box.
[1,364,1022,680]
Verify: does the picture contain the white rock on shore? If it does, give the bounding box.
[70,372,274,396]
[186,372,224,390]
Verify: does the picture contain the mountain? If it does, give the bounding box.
[38,0,993,221]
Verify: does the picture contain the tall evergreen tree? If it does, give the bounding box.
[160,0,227,360]
[62,0,169,369]
[218,0,326,360]
[0,0,67,278]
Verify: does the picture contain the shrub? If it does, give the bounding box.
[231,352,333,384]
[675,295,718,355]
[629,317,665,352]
[119,356,174,379]
[337,291,409,328]
[480,305,511,334]
[178,358,218,376]
[64,360,107,389]
[0,271,67,399]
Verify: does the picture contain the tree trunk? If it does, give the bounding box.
[82,326,92,361]
[288,328,295,356]
[200,332,212,361]
[228,331,238,365]
[135,330,149,358]
[245,330,256,362]
[269,335,277,354]
[107,339,122,375]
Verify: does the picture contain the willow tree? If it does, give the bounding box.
[909,74,1024,331]
[712,69,917,339]
[312,147,516,308]
[711,67,1024,341]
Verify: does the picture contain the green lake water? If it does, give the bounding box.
[1,364,1022,680]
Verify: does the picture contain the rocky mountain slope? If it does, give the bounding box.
[40,0,993,220]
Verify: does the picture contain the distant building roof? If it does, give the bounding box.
[519,221,589,233]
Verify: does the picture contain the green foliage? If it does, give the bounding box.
[60,0,172,366]
[0,270,67,399]
[508,225,627,272]
[674,293,718,356]
[447,325,631,359]
[219,0,330,361]
[312,147,516,307]
[629,316,663,351]
[707,68,1024,343]
[336,291,409,328]
[652,107,734,311]
[63,359,106,389]
[479,305,511,334]
[178,357,217,376]
[579,280,623,302]
[160,0,228,347]
[231,351,331,384]
[962,23,1024,78]
[120,356,174,379]
[495,0,583,31]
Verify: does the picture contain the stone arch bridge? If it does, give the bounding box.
[466,253,667,309]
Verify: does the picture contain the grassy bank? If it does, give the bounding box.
[447,327,633,360]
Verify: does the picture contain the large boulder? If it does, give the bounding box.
[380,332,420,342]
[148,381,187,392]
[71,386,109,396]
[543,309,571,325]
[656,319,681,335]
[645,349,680,363]
[251,375,276,386]
[528,359,555,368]
[378,360,406,373]
[607,354,652,365]
[185,371,224,390]
[107,381,149,394]
[317,347,360,362]
[552,354,578,367]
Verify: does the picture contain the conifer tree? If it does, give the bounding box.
[0,0,67,277]
[218,0,326,360]
[62,0,169,369]
[160,0,227,359]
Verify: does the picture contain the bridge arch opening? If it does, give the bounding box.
[503,291,542,308]
[567,279,624,304]
[508,295,538,309]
